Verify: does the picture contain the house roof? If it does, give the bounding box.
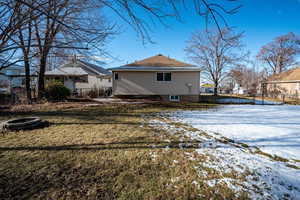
[45,67,88,76]
[267,67,300,83]
[111,54,200,72]
[201,83,214,88]
[45,59,111,76]
[125,54,195,67]
[78,60,111,75]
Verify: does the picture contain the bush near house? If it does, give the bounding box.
[45,80,71,101]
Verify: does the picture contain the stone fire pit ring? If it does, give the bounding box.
[0,117,49,131]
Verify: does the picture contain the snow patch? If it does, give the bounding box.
[148,106,300,199]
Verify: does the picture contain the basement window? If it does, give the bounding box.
[157,72,171,81]
[169,95,180,102]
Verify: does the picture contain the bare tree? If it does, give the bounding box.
[2,0,242,100]
[0,0,26,70]
[13,0,37,103]
[257,32,300,75]
[228,62,260,95]
[24,0,115,98]
[185,28,247,95]
[101,0,242,43]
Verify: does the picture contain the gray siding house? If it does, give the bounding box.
[111,54,201,102]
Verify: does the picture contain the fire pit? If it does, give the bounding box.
[0,117,49,131]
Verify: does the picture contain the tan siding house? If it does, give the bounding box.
[265,67,300,99]
[111,54,201,102]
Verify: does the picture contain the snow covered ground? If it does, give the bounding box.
[148,105,300,199]
[169,105,300,161]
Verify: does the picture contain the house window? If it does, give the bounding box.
[75,76,88,83]
[108,78,111,82]
[298,82,300,90]
[169,95,180,102]
[114,72,119,80]
[157,72,171,81]
[157,72,164,81]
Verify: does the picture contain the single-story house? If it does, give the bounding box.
[110,54,201,102]
[263,67,300,99]
[45,59,112,95]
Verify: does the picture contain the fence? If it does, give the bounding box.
[75,87,112,98]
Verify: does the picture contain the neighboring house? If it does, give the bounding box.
[0,66,25,94]
[110,54,201,102]
[232,84,246,95]
[45,59,112,94]
[264,67,300,99]
[200,83,214,94]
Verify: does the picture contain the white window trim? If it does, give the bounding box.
[169,95,180,102]
[155,72,172,82]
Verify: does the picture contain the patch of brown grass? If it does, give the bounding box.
[1,102,235,200]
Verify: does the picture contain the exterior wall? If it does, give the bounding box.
[266,82,300,99]
[160,95,199,102]
[112,71,200,96]
[233,85,246,95]
[64,78,75,91]
[75,75,112,90]
[46,75,112,93]
[0,74,9,86]
[98,77,112,88]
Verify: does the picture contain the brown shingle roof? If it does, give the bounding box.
[124,54,195,67]
[268,67,300,81]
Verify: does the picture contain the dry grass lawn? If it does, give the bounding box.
[0,102,248,200]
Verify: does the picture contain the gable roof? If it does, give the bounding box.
[45,59,111,76]
[267,67,300,82]
[45,67,88,76]
[78,60,111,75]
[125,54,195,67]
[111,54,200,72]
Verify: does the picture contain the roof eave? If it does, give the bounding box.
[45,74,88,77]
[111,69,201,72]
[109,66,201,72]
[263,80,300,84]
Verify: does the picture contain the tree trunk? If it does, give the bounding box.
[214,81,219,96]
[38,56,47,99]
[24,58,32,103]
[214,84,218,96]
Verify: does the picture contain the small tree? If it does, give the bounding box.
[185,28,247,95]
[257,32,300,74]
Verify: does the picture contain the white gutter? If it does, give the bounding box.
[110,66,201,72]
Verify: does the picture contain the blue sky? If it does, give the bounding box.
[103,0,300,68]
